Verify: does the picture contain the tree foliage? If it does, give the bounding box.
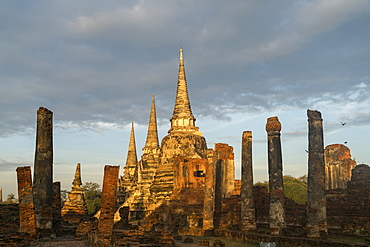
[82,182,101,215]
[283,175,307,205]
[254,175,307,205]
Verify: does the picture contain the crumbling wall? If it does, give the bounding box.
[173,157,207,194]
[327,164,370,233]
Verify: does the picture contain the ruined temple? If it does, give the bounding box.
[116,49,234,221]
[8,50,370,246]
[324,144,356,190]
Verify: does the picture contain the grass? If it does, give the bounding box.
[328,235,366,244]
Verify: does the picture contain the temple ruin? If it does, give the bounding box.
[3,49,370,246]
[325,144,356,190]
[116,49,233,220]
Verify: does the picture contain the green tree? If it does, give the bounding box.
[283,175,307,205]
[82,182,101,215]
[254,175,307,205]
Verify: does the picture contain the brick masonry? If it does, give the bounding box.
[16,166,37,237]
[97,165,120,246]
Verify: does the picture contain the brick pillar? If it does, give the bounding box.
[203,149,216,231]
[52,182,63,236]
[307,110,327,238]
[97,165,120,246]
[266,116,285,235]
[214,143,235,197]
[33,107,53,234]
[241,131,256,231]
[16,166,37,237]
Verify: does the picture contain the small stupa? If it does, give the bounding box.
[61,163,88,223]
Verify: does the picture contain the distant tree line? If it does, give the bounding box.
[255,175,307,205]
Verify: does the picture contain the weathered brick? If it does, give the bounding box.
[97,165,120,246]
[16,166,37,237]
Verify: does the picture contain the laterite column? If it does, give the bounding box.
[307,110,327,238]
[266,117,285,235]
[241,131,256,231]
[33,107,54,234]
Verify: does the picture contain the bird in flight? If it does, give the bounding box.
[344,141,347,144]
[305,150,309,153]
[341,122,346,126]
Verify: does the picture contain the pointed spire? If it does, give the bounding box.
[172,49,194,118]
[144,95,159,152]
[169,49,199,134]
[126,122,138,167]
[72,163,82,189]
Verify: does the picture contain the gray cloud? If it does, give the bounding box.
[1,1,370,137]
[0,159,32,171]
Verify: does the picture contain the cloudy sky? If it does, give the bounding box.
[1,0,370,198]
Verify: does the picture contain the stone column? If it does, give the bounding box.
[215,143,235,198]
[241,131,256,231]
[16,166,37,237]
[307,110,327,238]
[33,107,53,234]
[266,116,285,235]
[203,149,216,231]
[97,165,120,246]
[52,182,63,236]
